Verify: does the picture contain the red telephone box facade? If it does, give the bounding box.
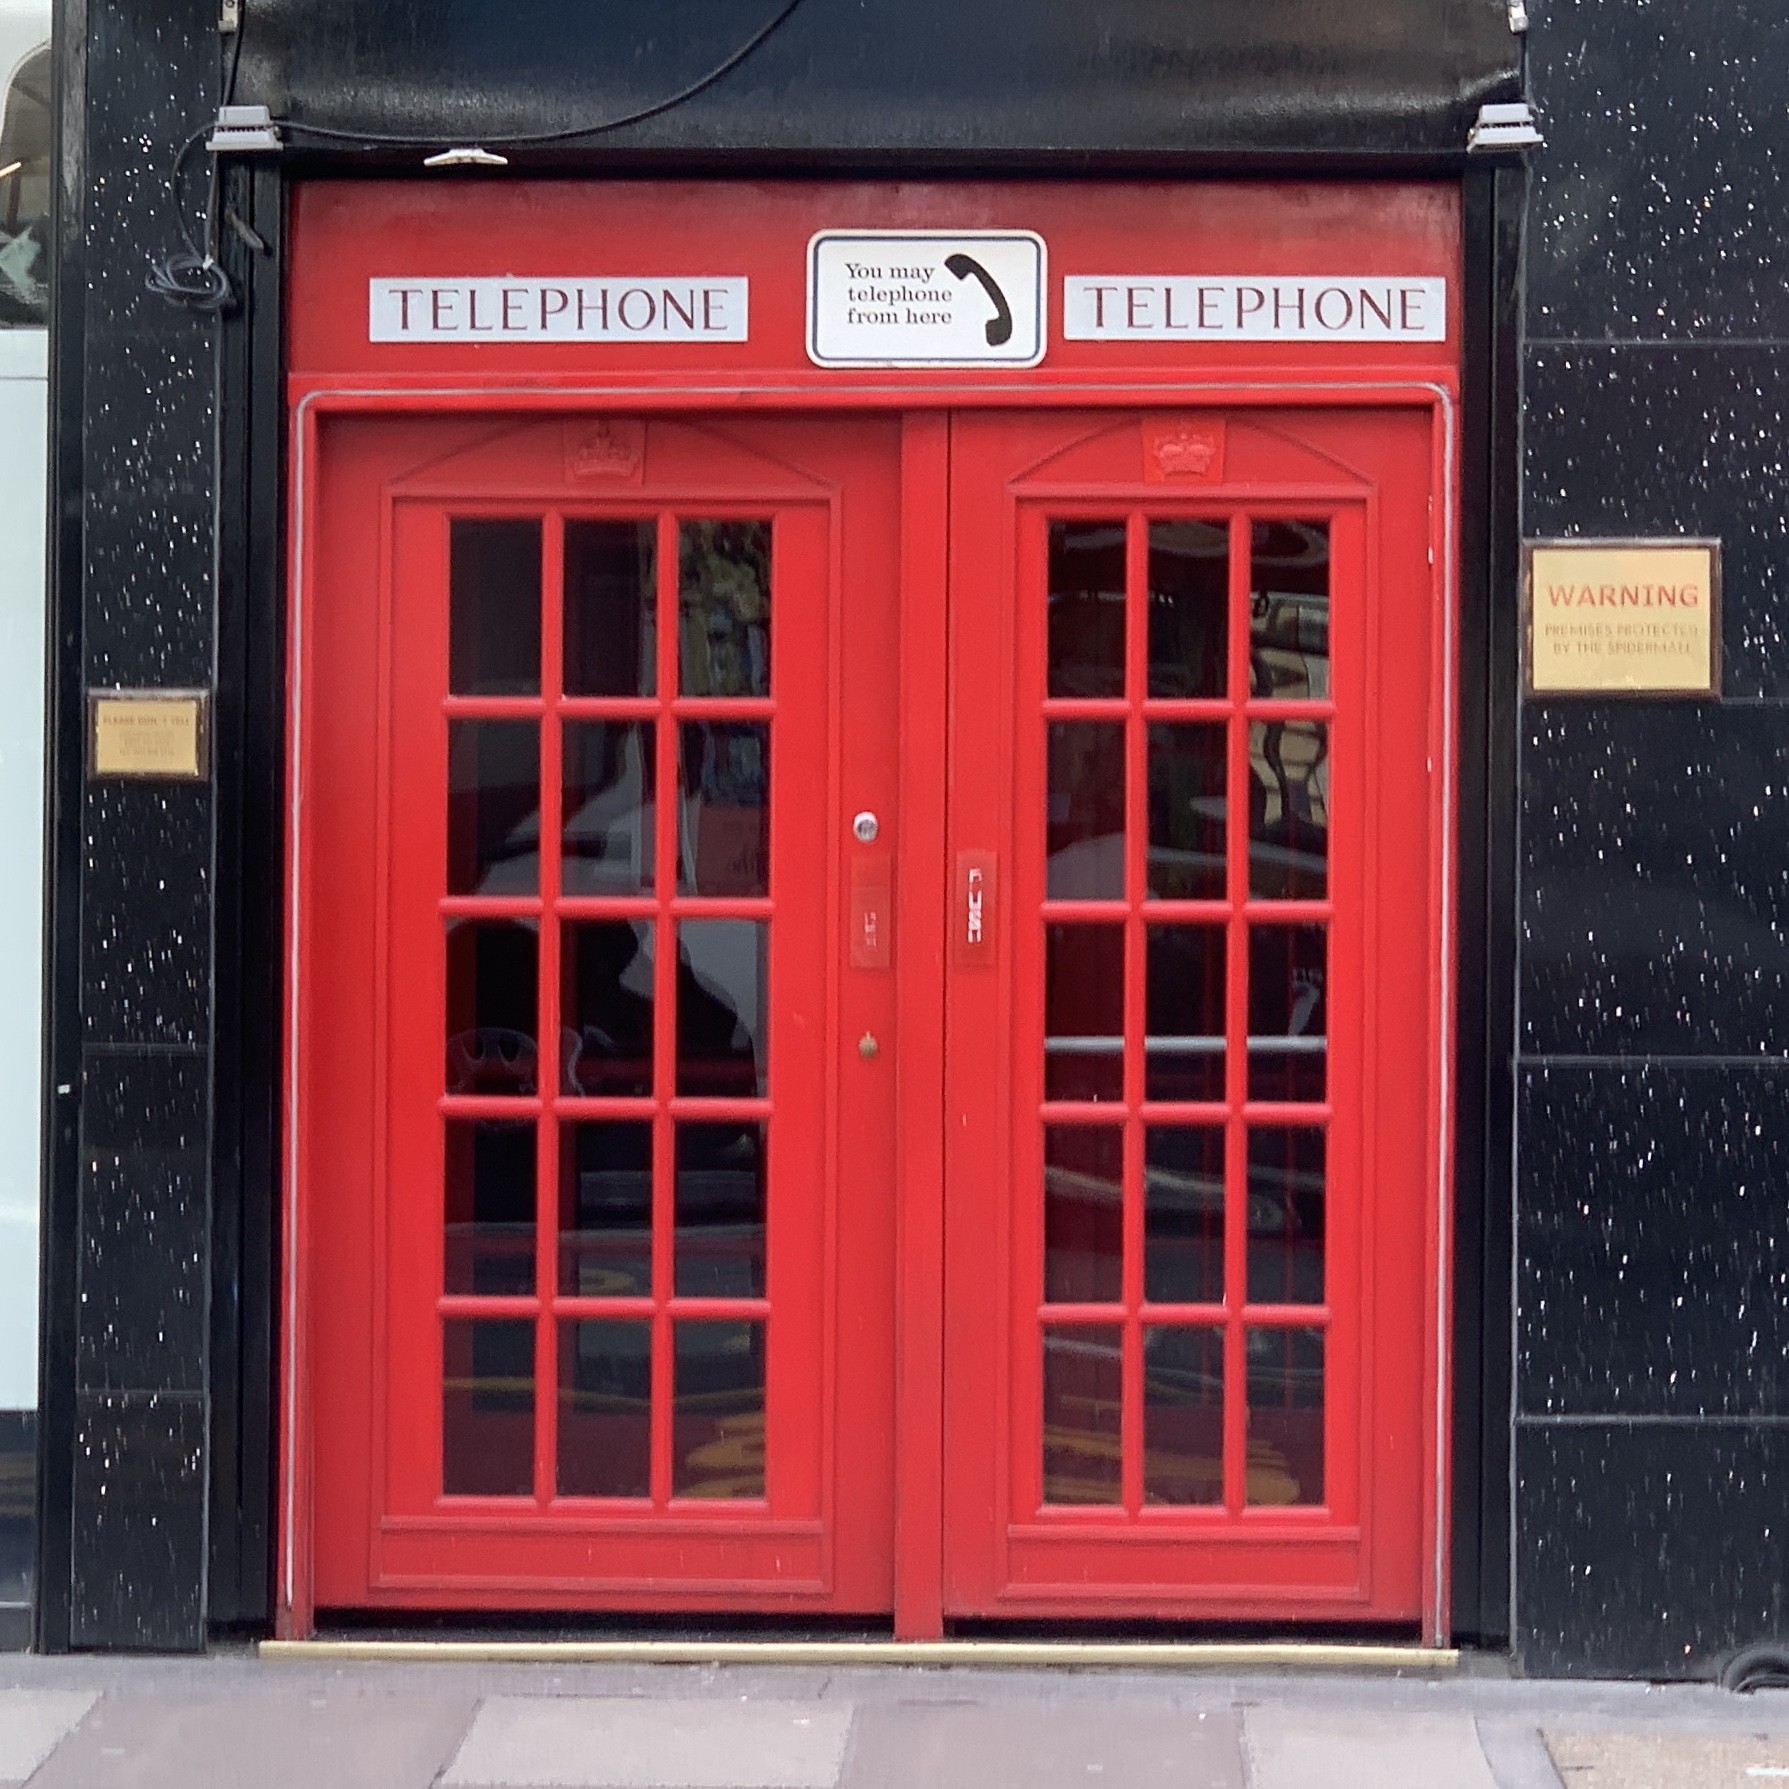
[282,180,1460,1640]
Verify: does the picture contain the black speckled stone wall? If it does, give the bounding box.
[1517,0,1789,1678]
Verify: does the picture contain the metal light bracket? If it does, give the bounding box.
[208,103,282,153]
[1467,101,1543,152]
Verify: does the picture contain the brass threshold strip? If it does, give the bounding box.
[261,1638,1457,1671]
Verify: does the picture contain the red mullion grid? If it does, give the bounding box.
[1119,509,1147,1517]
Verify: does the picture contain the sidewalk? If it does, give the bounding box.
[1,1648,1787,1788]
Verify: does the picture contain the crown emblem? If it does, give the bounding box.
[564,419,644,481]
[1150,423,1222,479]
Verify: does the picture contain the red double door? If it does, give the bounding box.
[300,404,1443,1630]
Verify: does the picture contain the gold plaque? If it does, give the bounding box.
[1524,539,1721,697]
[88,690,210,780]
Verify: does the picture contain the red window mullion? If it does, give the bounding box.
[1120,508,1148,1517]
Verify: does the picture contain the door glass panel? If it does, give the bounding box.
[1143,1326,1224,1505]
[1043,1126,1123,1304]
[679,520,771,697]
[1247,925,1327,1102]
[675,1121,767,1297]
[450,518,541,696]
[676,919,767,1098]
[679,722,769,897]
[1148,519,1228,698]
[673,1320,766,1498]
[564,518,657,697]
[1247,1127,1325,1305]
[443,1119,535,1296]
[1144,925,1225,1102]
[561,920,655,1097]
[1041,1326,1123,1505]
[445,920,539,1096]
[1047,723,1126,900]
[1146,723,1225,900]
[1249,520,1330,699]
[557,1320,651,1498]
[1246,1326,1324,1506]
[1047,519,1126,697]
[562,721,654,896]
[442,1318,534,1496]
[558,1120,653,1297]
[1144,1125,1224,1302]
[447,720,539,896]
[1248,719,1328,899]
[1044,923,1125,1101]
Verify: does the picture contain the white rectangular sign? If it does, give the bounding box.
[368,277,749,342]
[808,231,1046,368]
[1063,275,1447,342]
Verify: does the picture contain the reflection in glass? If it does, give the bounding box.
[673,1320,766,1498]
[1144,926,1226,1102]
[444,1119,535,1297]
[679,723,769,897]
[448,720,539,896]
[676,920,767,1098]
[1044,924,1125,1102]
[679,520,771,697]
[1044,1127,1122,1304]
[564,519,656,697]
[1148,519,1228,698]
[1246,1126,1325,1306]
[1147,724,1225,900]
[557,1320,651,1498]
[1047,723,1125,900]
[0,46,51,327]
[442,1318,534,1496]
[561,920,655,1097]
[558,1120,653,1297]
[1249,719,1329,899]
[1042,1326,1123,1505]
[1249,520,1330,699]
[1144,1126,1224,1303]
[1047,519,1126,698]
[1247,926,1327,1102]
[445,921,539,1095]
[562,721,654,896]
[450,519,541,696]
[675,1122,766,1298]
[1144,1327,1224,1505]
[1246,1325,1325,1505]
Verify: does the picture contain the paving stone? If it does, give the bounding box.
[1245,1708,1499,1789]
[442,1697,855,1789]
[1547,1731,1789,1789]
[0,1689,98,1783]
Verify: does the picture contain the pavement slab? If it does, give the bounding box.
[0,1688,97,1784]
[1546,1731,1789,1789]
[1245,1708,1500,1789]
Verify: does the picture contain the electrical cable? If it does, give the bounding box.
[146,122,233,311]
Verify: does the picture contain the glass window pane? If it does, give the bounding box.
[1246,1325,1324,1506]
[675,1121,766,1298]
[1044,923,1125,1102]
[1144,1125,1224,1302]
[1146,723,1226,900]
[1044,1126,1123,1304]
[563,721,654,896]
[1042,1326,1123,1506]
[450,519,541,696]
[1249,719,1329,899]
[1047,519,1126,698]
[448,720,539,896]
[564,519,656,697]
[1144,1326,1224,1505]
[561,920,655,1097]
[557,1319,651,1498]
[1148,519,1228,698]
[676,920,767,1098]
[558,1120,652,1297]
[444,1119,535,1297]
[1247,925,1327,1102]
[442,1318,534,1496]
[673,1320,766,1498]
[679,722,769,897]
[679,520,771,697]
[1144,925,1225,1102]
[1247,1127,1326,1306]
[0,46,51,327]
[445,920,539,1096]
[1249,519,1330,699]
[1047,723,1126,900]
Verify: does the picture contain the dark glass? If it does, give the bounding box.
[561,920,655,1097]
[675,1122,767,1298]
[447,720,539,896]
[557,1320,651,1498]
[1148,519,1228,698]
[445,921,539,1096]
[1246,1325,1325,1505]
[1248,519,1330,699]
[1143,1327,1224,1505]
[1146,724,1226,900]
[442,1318,534,1496]
[1043,1127,1123,1304]
[564,519,656,697]
[679,520,771,697]
[1041,1326,1123,1505]
[1144,1126,1225,1302]
[1047,519,1127,697]
[450,519,541,696]
[1247,1127,1326,1306]
[673,1320,766,1498]
[562,721,654,896]
[679,723,769,897]
[557,1120,653,1297]
[1247,925,1327,1102]
[1047,723,1126,900]
[1144,926,1226,1102]
[1044,924,1125,1102]
[444,1119,535,1296]
[1249,720,1329,899]
[676,920,767,1098]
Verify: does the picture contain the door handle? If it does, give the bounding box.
[954,850,997,966]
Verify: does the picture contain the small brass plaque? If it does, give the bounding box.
[1524,539,1721,697]
[88,690,210,780]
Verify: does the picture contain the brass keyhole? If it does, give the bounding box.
[858,1031,880,1060]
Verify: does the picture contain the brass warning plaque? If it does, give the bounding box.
[1524,539,1721,697]
[88,690,210,780]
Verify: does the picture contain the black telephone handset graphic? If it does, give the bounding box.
[945,252,1014,347]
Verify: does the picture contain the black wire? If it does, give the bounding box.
[147,122,233,311]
